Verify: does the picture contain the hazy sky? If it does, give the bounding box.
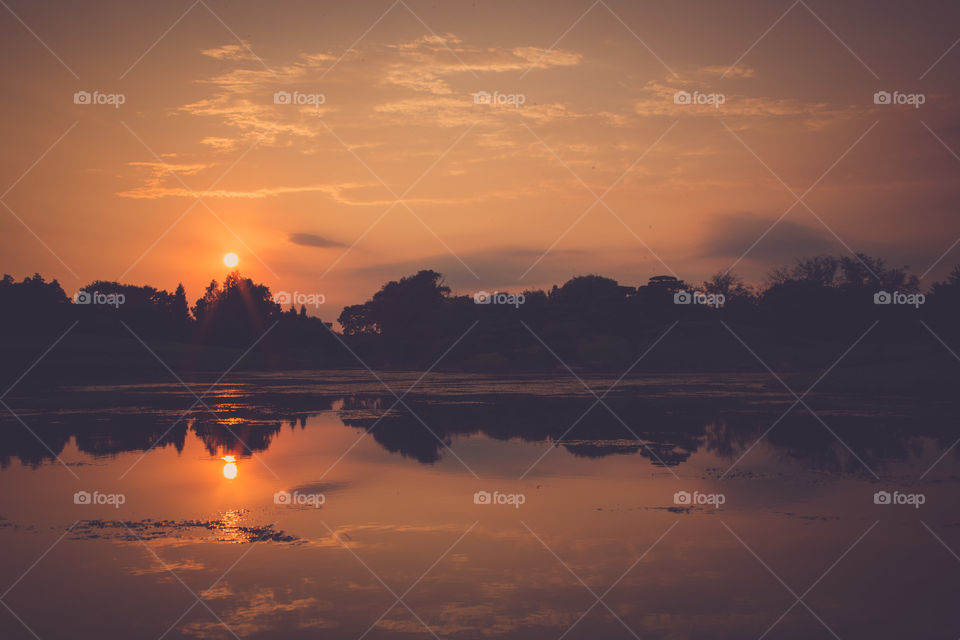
[1,0,959,319]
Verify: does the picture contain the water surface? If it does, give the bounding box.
[1,372,957,639]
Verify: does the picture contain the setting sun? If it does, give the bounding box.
[223,253,239,268]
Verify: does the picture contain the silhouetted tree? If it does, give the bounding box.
[171,283,191,330]
[339,304,377,336]
[192,271,281,346]
[0,273,71,333]
[9,250,960,376]
[768,255,839,287]
[335,270,462,365]
[74,280,193,338]
[703,271,757,321]
[925,264,960,337]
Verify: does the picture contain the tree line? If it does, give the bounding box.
[0,272,333,350]
[2,253,959,371]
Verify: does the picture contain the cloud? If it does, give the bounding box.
[699,212,837,264]
[289,233,345,248]
[200,136,242,152]
[381,36,581,95]
[697,64,756,79]
[179,97,323,146]
[200,43,260,62]
[114,178,508,204]
[177,34,584,152]
[127,160,212,176]
[633,81,855,125]
[116,167,538,205]
[117,181,371,202]
[114,161,214,198]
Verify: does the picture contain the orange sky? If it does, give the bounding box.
[1,0,959,321]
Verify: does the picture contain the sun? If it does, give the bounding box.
[223,252,239,268]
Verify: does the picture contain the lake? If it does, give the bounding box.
[0,371,957,639]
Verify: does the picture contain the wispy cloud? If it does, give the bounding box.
[632,80,858,127]
[175,34,583,152]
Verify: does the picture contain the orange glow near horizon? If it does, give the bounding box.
[2,2,958,321]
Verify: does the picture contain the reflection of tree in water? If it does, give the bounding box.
[287,415,308,430]
[75,418,189,458]
[702,410,947,475]
[760,412,931,475]
[338,395,449,463]
[340,393,956,473]
[338,394,737,466]
[0,392,955,475]
[0,414,190,469]
[561,441,694,467]
[0,423,72,468]
[191,418,284,458]
[562,442,644,458]
[0,407,315,467]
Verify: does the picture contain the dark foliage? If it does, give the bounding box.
[2,253,958,373]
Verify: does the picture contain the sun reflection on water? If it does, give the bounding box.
[218,509,248,543]
[222,455,238,479]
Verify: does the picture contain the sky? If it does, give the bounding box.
[1,0,959,321]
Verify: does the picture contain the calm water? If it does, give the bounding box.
[0,372,957,639]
